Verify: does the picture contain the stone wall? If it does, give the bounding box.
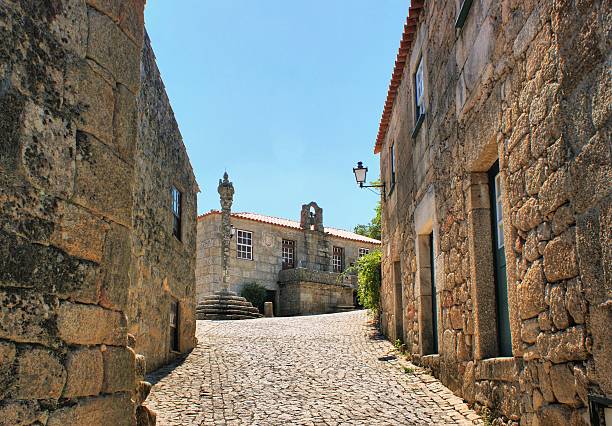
[377,0,610,424]
[0,0,148,422]
[196,211,378,312]
[278,269,355,316]
[127,33,198,372]
[0,0,196,423]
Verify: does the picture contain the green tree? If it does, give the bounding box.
[354,201,381,240]
[354,250,382,312]
[240,282,267,313]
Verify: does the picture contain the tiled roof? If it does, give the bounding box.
[374,0,425,154]
[197,210,381,245]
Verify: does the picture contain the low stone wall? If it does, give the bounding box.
[278,269,355,316]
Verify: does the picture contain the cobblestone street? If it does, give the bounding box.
[147,311,482,425]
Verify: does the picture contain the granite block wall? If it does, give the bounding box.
[378,0,610,424]
[0,0,197,423]
[127,33,198,373]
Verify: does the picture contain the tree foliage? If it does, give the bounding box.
[354,250,382,312]
[354,201,381,240]
[240,282,267,312]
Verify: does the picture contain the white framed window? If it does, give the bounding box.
[237,230,253,260]
[282,239,295,269]
[358,248,370,257]
[415,57,425,120]
[494,174,504,249]
[332,246,344,273]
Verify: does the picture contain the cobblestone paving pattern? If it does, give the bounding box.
[147,311,482,426]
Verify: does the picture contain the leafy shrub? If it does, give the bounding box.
[355,250,382,313]
[240,282,267,312]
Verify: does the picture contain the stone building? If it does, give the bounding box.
[197,181,380,316]
[126,33,198,372]
[0,1,197,424]
[374,0,610,424]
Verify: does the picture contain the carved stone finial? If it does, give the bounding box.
[218,173,234,211]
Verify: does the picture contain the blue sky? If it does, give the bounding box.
[144,1,407,231]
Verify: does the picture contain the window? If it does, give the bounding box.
[488,161,511,356]
[171,186,182,241]
[428,232,438,354]
[494,174,505,249]
[282,239,295,269]
[415,57,425,121]
[455,0,474,28]
[332,246,344,273]
[358,248,370,257]
[170,300,179,352]
[237,230,253,260]
[393,261,404,342]
[389,143,396,190]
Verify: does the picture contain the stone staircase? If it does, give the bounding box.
[196,290,262,320]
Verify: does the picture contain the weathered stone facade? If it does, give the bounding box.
[197,199,380,316]
[277,268,356,316]
[376,0,610,424]
[0,1,196,423]
[127,33,198,372]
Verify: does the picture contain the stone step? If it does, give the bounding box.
[198,300,253,308]
[196,304,261,312]
[198,313,261,320]
[200,295,247,302]
[197,305,255,313]
[197,308,261,317]
[196,291,262,320]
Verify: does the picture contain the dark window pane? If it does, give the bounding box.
[172,186,182,241]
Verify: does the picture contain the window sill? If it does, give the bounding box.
[455,0,474,29]
[421,353,440,361]
[411,113,425,139]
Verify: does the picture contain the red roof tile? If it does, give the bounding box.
[374,1,425,154]
[197,211,381,245]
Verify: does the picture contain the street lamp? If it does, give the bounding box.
[353,162,385,199]
[230,225,236,238]
[353,162,368,187]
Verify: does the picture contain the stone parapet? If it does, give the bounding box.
[278,267,357,288]
[278,269,356,316]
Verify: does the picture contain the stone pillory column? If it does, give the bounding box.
[195,173,262,320]
[218,172,234,290]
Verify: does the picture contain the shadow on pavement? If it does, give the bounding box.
[146,350,193,386]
